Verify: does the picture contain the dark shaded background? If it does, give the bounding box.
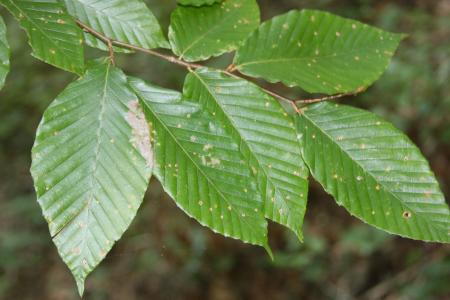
[1,0,449,299]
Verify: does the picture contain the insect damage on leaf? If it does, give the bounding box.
[126,100,154,167]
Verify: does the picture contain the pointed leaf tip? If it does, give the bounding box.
[76,277,85,297]
[264,243,274,261]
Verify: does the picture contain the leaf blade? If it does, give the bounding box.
[0,0,85,74]
[64,0,170,51]
[169,0,260,62]
[298,102,450,242]
[189,69,309,240]
[234,9,405,94]
[130,77,271,251]
[31,61,153,294]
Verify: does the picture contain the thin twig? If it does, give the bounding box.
[76,20,353,113]
[225,63,236,73]
[77,20,203,70]
[297,87,366,104]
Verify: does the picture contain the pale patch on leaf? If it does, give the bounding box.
[126,100,153,168]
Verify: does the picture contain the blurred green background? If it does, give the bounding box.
[1,0,449,299]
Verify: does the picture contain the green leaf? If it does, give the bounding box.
[0,15,10,89]
[298,102,450,243]
[234,9,405,95]
[169,0,260,62]
[188,69,309,240]
[31,61,153,295]
[0,0,85,74]
[64,0,170,51]
[178,0,222,6]
[129,77,271,253]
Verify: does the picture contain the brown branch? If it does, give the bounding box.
[76,20,203,70]
[225,63,236,72]
[297,87,366,104]
[76,20,354,114]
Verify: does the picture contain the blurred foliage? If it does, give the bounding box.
[1,1,449,300]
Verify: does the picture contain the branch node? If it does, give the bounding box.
[107,39,115,65]
[290,101,302,114]
[225,63,236,73]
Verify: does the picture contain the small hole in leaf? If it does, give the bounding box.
[402,211,412,219]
